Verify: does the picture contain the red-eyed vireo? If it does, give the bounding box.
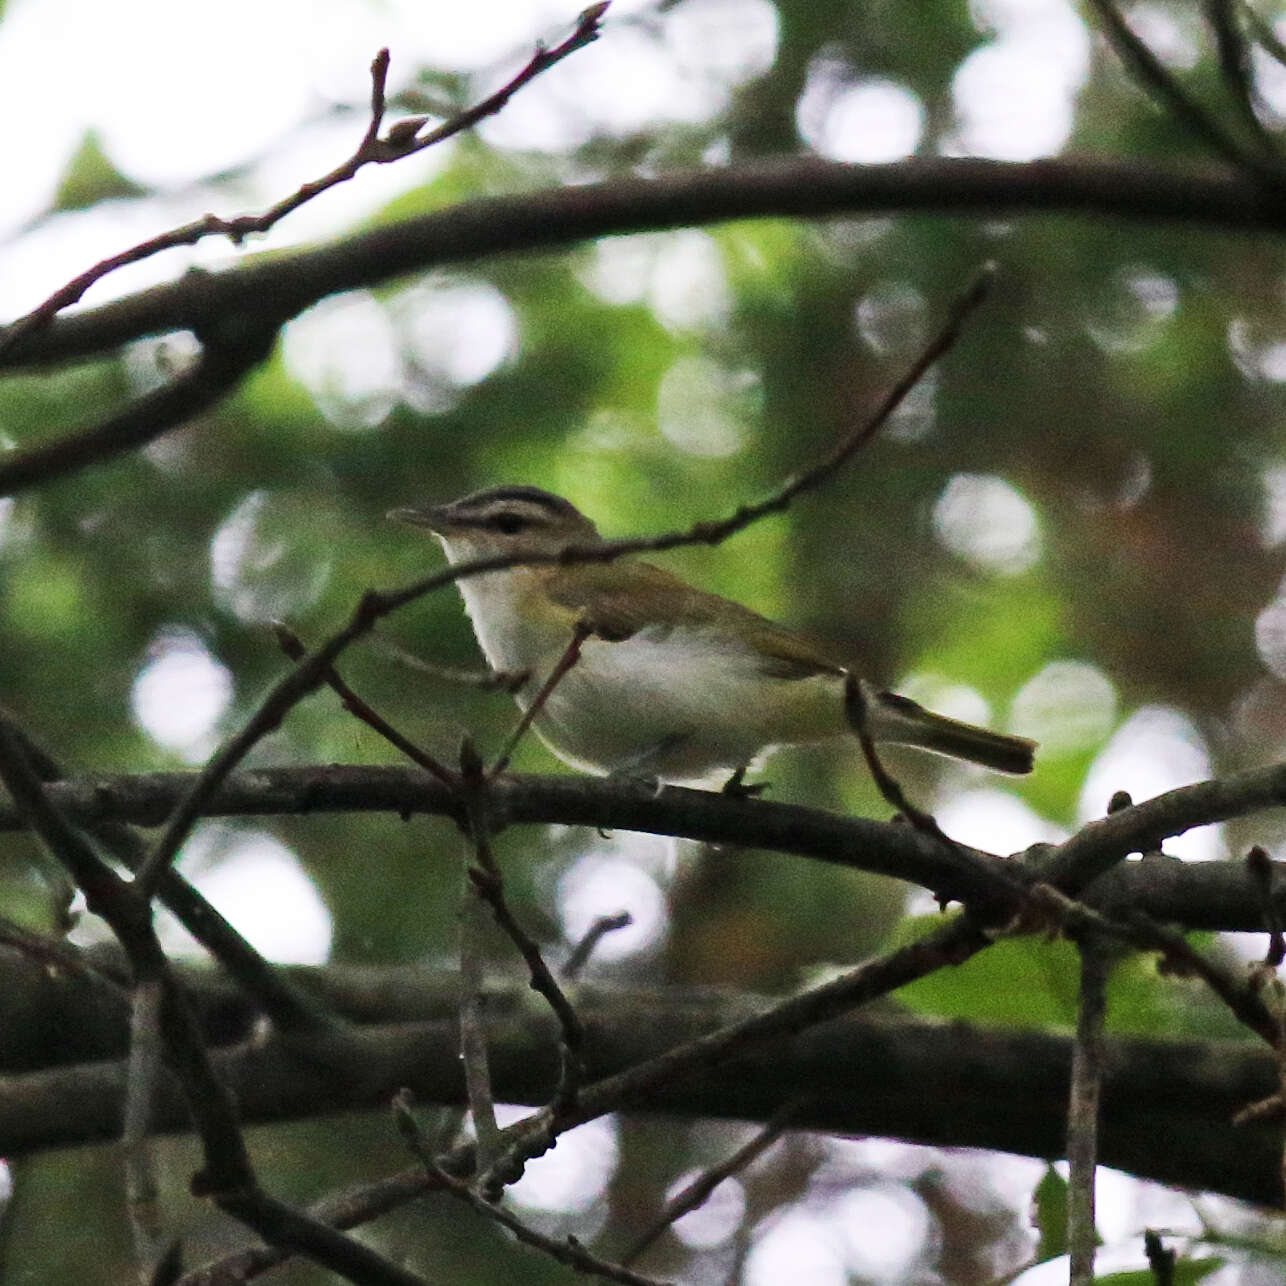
[389,486,1036,785]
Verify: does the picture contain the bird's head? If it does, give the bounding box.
[388,485,600,562]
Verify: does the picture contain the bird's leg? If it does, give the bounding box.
[489,622,591,777]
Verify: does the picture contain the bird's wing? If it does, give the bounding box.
[546,561,845,678]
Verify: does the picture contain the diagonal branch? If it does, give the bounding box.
[0,319,279,498]
[1087,0,1278,178]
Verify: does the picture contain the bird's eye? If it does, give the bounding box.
[492,513,526,534]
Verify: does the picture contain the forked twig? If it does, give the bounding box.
[274,623,457,786]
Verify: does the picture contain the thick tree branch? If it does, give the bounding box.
[4,158,1286,376]
[0,975,1277,1206]
[3,763,1286,931]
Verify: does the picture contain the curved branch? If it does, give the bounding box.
[4,157,1286,373]
[0,324,277,496]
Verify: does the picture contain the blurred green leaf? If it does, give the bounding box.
[53,130,147,211]
[1032,1164,1069,1263]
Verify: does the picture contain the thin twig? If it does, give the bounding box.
[393,1089,671,1286]
[1205,0,1281,158]
[622,1100,802,1266]
[0,5,609,359]
[274,623,457,786]
[374,635,529,692]
[457,794,503,1179]
[460,772,586,1174]
[133,265,991,901]
[1027,883,1281,1046]
[1068,940,1109,1286]
[490,623,590,777]
[124,980,166,1278]
[1143,1229,1176,1286]
[1087,0,1280,180]
[563,911,632,980]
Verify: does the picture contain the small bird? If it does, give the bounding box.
[389,486,1036,785]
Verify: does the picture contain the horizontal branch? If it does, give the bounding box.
[5,156,1285,372]
[0,967,1276,1205]
[1,764,1284,930]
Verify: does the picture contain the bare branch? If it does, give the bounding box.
[394,1090,670,1286]
[274,622,457,786]
[490,622,590,777]
[124,979,166,1277]
[1068,943,1109,1286]
[0,5,609,360]
[621,1100,801,1266]
[1087,0,1278,178]
[563,911,632,979]
[9,762,1286,931]
[0,321,278,499]
[1205,0,1282,159]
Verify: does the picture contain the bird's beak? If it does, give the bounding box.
[386,503,449,532]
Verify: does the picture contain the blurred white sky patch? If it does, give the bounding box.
[1078,706,1220,860]
[658,354,757,457]
[932,789,1067,856]
[210,489,337,623]
[1010,660,1118,754]
[156,823,333,964]
[933,473,1042,574]
[950,0,1089,160]
[481,0,777,150]
[746,1207,849,1286]
[394,279,520,411]
[1122,3,1202,71]
[580,234,662,305]
[1228,315,1286,383]
[667,1172,746,1249]
[833,1184,936,1280]
[797,61,926,163]
[856,279,928,356]
[556,845,669,964]
[131,629,234,763]
[283,292,402,430]
[1254,589,1286,676]
[1084,267,1179,356]
[649,231,732,332]
[1259,465,1286,547]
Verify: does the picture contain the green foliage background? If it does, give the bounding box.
[3,0,1286,1281]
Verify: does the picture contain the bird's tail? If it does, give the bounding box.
[844,678,1036,775]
